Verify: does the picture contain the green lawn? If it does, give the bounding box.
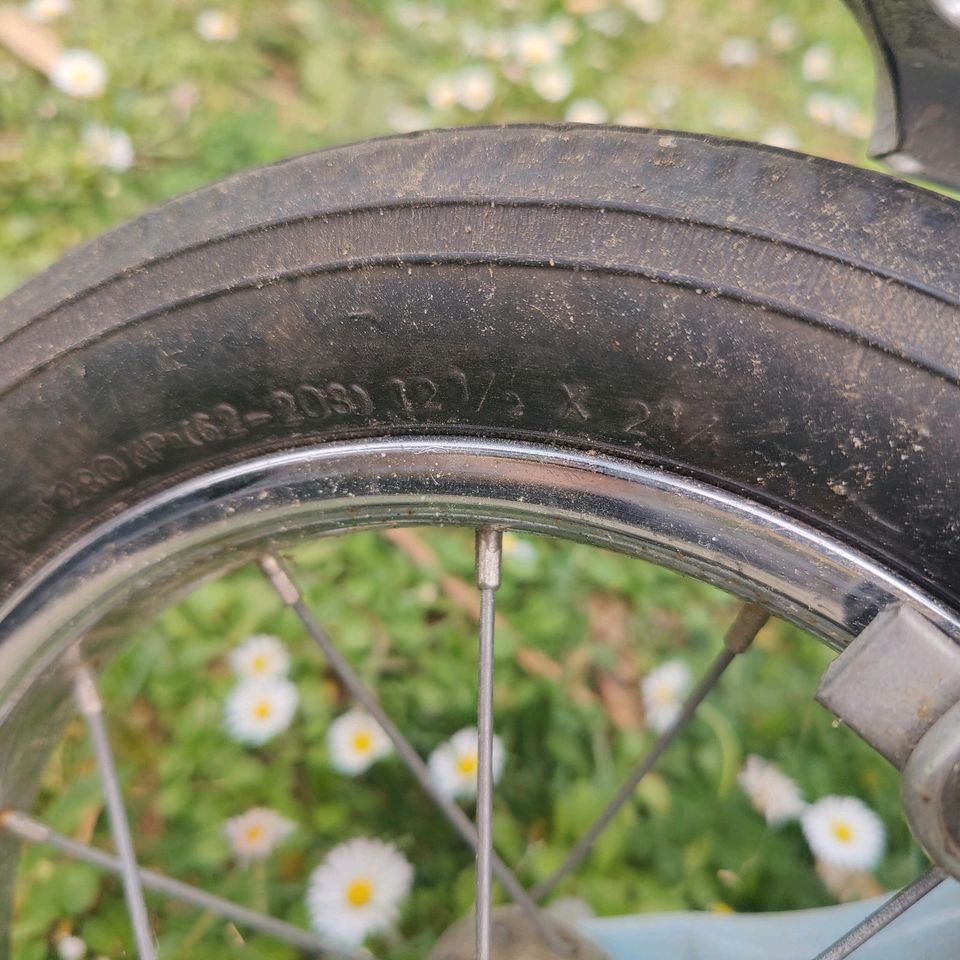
[1,0,876,296]
[13,532,920,959]
[1,0,923,956]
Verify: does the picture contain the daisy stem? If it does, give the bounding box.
[695,700,742,798]
[590,723,615,784]
[253,859,268,915]
[292,712,315,823]
[181,909,218,951]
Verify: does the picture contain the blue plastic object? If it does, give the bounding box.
[576,880,960,960]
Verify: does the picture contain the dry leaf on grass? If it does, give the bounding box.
[816,860,886,902]
[589,593,644,729]
[0,8,61,75]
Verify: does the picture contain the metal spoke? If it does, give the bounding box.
[258,553,570,955]
[73,660,157,959]
[812,867,948,960]
[474,529,501,960]
[0,809,363,959]
[532,603,769,902]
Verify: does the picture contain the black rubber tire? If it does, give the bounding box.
[0,125,958,610]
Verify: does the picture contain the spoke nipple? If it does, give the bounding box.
[73,663,104,717]
[1,809,49,843]
[475,528,503,591]
[259,554,301,605]
[724,603,769,654]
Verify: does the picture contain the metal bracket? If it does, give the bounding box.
[817,604,960,769]
[816,603,960,878]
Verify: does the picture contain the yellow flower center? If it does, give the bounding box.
[244,824,265,843]
[352,731,373,753]
[346,877,373,907]
[652,685,674,705]
[831,821,854,844]
[253,699,273,720]
[251,654,269,674]
[457,752,478,776]
[520,39,552,64]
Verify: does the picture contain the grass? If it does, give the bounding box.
[0,0,926,956]
[0,0,876,295]
[12,532,921,958]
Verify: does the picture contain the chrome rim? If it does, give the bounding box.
[2,436,958,958]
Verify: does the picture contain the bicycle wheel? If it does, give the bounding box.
[1,125,959,959]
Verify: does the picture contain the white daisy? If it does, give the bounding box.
[801,796,886,871]
[328,708,394,775]
[428,727,506,800]
[761,125,799,150]
[767,15,796,50]
[647,82,677,113]
[565,98,609,124]
[641,659,692,732]
[806,91,845,127]
[224,678,298,745]
[512,25,560,66]
[386,104,429,133]
[229,634,291,681]
[806,91,833,126]
[49,49,107,99]
[839,109,871,139]
[616,107,652,127]
[82,125,134,172]
[56,937,86,960]
[195,8,239,42]
[306,838,414,947]
[718,37,759,69]
[530,63,573,102]
[454,66,496,112]
[801,43,833,82]
[711,103,754,132]
[737,755,807,825]
[426,74,458,110]
[819,96,860,133]
[502,532,537,565]
[624,0,665,23]
[22,0,71,23]
[224,807,296,862]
